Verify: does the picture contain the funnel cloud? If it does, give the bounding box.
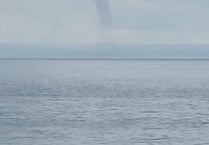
[94,0,112,30]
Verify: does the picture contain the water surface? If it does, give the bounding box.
[1,60,209,145]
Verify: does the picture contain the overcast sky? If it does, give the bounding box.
[0,0,209,45]
[0,0,209,58]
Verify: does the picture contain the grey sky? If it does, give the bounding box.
[0,0,209,58]
[0,0,209,45]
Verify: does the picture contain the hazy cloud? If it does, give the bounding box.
[0,0,209,45]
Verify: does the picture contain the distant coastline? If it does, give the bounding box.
[1,58,209,61]
[1,44,209,59]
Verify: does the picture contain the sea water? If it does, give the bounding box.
[0,60,209,145]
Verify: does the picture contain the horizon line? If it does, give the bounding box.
[1,57,209,61]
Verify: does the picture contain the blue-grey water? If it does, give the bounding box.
[1,60,209,145]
